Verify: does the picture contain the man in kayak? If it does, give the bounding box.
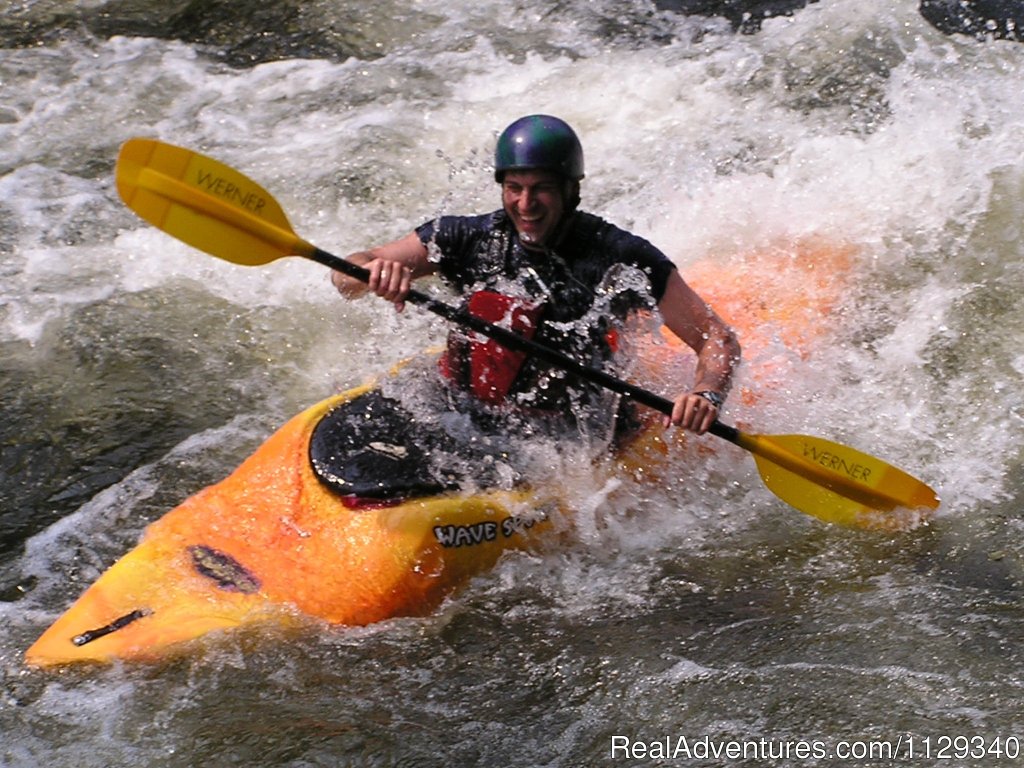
[331,114,740,437]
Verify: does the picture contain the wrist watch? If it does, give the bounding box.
[695,390,724,409]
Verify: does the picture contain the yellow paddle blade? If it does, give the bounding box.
[735,432,940,531]
[116,138,312,266]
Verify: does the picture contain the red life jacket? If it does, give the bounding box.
[438,291,544,405]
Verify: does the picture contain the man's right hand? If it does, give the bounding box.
[331,232,435,313]
[363,258,414,313]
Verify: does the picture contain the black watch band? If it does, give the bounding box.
[695,391,724,409]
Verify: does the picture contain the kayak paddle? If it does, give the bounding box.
[114,137,940,531]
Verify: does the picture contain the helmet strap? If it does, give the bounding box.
[564,180,581,212]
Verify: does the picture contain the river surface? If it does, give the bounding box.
[2,1,1023,766]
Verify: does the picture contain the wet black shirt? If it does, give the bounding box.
[416,209,674,309]
[415,209,676,410]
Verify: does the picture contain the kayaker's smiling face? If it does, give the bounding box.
[502,170,565,248]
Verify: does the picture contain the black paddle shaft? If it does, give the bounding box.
[317,247,740,444]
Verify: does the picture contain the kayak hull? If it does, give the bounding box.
[24,384,558,666]
[25,241,855,667]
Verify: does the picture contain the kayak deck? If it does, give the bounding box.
[24,382,562,667]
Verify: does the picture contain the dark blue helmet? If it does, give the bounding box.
[494,115,585,182]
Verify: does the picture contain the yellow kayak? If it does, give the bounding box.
[25,243,855,667]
